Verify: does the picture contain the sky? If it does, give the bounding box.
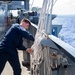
[29,0,75,15]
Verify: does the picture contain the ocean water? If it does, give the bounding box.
[52,15,75,48]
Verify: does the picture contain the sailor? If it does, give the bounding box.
[0,18,34,75]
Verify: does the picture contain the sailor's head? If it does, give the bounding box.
[20,18,31,29]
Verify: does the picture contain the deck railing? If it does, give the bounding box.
[23,23,75,75]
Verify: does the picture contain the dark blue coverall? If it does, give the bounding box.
[0,23,34,75]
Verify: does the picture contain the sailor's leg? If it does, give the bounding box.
[8,53,21,75]
[0,52,7,74]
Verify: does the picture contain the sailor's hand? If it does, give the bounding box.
[26,48,33,54]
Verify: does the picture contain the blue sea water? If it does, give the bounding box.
[52,15,75,48]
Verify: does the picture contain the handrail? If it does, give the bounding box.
[31,23,75,62]
[31,22,38,29]
[49,35,75,62]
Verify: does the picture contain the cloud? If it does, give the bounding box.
[52,0,75,15]
[30,0,43,7]
[30,0,75,15]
